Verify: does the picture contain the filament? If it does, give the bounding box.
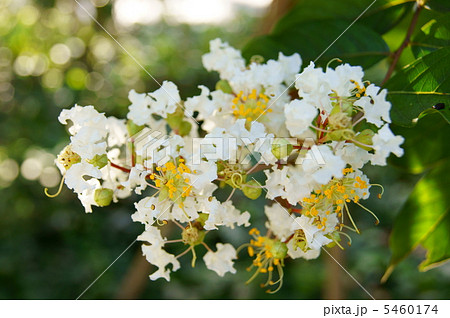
[44,176,65,198]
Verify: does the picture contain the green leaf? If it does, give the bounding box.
[243,20,389,69]
[386,46,450,127]
[419,211,450,271]
[412,13,450,58]
[272,0,413,35]
[390,113,450,174]
[382,160,450,282]
[427,0,450,11]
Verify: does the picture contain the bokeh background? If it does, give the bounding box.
[0,0,449,299]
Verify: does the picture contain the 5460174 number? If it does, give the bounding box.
[384,305,438,315]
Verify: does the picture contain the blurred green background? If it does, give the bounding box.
[0,0,449,299]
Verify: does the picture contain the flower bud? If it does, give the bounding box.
[271,138,294,159]
[178,121,192,137]
[327,128,355,141]
[354,129,375,151]
[215,80,233,94]
[88,154,108,169]
[94,188,113,207]
[242,179,262,200]
[166,107,192,136]
[270,241,288,259]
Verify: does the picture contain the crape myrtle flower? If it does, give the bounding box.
[46,39,403,292]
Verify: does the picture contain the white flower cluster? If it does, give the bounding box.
[48,39,404,292]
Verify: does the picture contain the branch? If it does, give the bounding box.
[382,2,424,85]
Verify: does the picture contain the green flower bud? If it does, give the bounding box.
[215,80,233,94]
[94,188,113,207]
[327,128,355,141]
[354,129,375,151]
[178,121,192,137]
[88,154,108,169]
[127,120,144,137]
[242,179,262,200]
[271,138,294,159]
[270,240,288,259]
[166,107,192,136]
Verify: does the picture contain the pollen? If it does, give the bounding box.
[149,158,193,205]
[232,89,272,122]
[57,145,81,170]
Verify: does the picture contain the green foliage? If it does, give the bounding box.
[243,20,389,69]
[390,113,450,174]
[411,12,450,58]
[241,0,418,68]
[387,47,450,127]
[383,159,450,281]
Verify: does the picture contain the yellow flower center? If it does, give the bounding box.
[150,158,193,204]
[232,89,272,122]
[57,145,81,170]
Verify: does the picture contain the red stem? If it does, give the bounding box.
[110,161,131,173]
[382,3,423,85]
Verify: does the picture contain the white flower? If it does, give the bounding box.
[291,215,332,250]
[285,99,318,137]
[287,239,321,260]
[184,161,217,191]
[334,142,371,170]
[295,62,329,99]
[106,117,128,147]
[184,85,215,118]
[126,89,153,126]
[65,162,101,193]
[203,243,237,277]
[354,84,391,127]
[132,196,171,224]
[202,38,245,81]
[69,126,107,159]
[371,124,404,166]
[264,166,288,200]
[170,196,200,222]
[264,204,295,240]
[148,81,180,118]
[326,63,364,97]
[77,184,99,213]
[59,105,108,159]
[138,226,180,281]
[58,105,107,136]
[302,145,345,185]
[137,225,166,248]
[121,165,148,195]
[283,166,316,204]
[142,245,180,281]
[264,166,315,205]
[203,198,250,230]
[278,52,302,83]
